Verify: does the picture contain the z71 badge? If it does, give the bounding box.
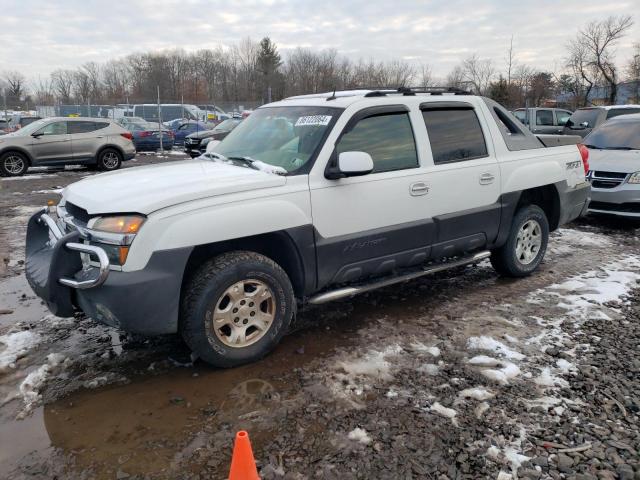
[566,160,582,169]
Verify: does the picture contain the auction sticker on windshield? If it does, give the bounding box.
[295,115,332,126]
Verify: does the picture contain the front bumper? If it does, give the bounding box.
[588,185,640,218]
[25,209,191,335]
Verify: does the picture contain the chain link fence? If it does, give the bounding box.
[35,100,263,122]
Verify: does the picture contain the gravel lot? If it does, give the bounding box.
[1,155,639,479]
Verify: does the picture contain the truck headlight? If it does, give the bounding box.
[92,215,145,234]
[85,215,146,265]
[628,172,640,184]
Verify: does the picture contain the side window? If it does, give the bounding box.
[336,112,418,173]
[513,110,528,125]
[68,121,97,134]
[422,108,488,164]
[94,122,109,130]
[555,110,571,126]
[536,110,554,126]
[607,108,640,119]
[38,121,68,135]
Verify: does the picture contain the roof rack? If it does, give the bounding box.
[363,86,472,97]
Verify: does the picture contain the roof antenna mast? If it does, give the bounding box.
[327,86,337,101]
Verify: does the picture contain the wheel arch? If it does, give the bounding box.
[516,183,561,231]
[95,144,125,163]
[181,229,313,301]
[0,147,34,165]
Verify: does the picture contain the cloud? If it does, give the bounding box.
[0,0,638,80]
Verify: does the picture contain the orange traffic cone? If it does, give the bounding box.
[228,430,260,480]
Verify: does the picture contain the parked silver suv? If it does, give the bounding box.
[0,117,136,176]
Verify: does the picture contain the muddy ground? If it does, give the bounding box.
[1,156,639,479]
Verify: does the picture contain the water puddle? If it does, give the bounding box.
[0,274,48,330]
[0,308,363,479]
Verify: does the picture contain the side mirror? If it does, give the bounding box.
[205,139,221,152]
[326,151,374,179]
[31,132,43,138]
[580,121,589,128]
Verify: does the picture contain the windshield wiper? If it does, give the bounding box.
[227,156,287,175]
[228,156,259,169]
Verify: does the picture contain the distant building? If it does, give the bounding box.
[556,80,640,108]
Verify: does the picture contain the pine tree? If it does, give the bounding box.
[257,37,282,103]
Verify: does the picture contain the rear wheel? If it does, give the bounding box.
[181,251,295,368]
[0,151,28,177]
[491,205,549,277]
[97,148,122,171]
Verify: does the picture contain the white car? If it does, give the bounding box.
[25,88,590,367]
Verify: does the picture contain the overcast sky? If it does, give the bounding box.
[2,0,639,80]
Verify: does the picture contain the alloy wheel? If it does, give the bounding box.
[515,219,542,265]
[4,155,25,174]
[209,279,275,348]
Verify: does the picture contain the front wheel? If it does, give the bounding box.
[97,148,122,171]
[181,251,295,368]
[491,205,549,277]
[0,151,29,177]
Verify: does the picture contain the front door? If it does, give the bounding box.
[29,121,72,164]
[309,107,437,289]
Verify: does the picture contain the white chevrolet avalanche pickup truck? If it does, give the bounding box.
[25,88,591,367]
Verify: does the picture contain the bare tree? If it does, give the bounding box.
[505,35,516,86]
[418,64,433,89]
[575,15,634,104]
[51,69,74,104]
[565,39,600,107]
[461,54,495,95]
[627,42,640,103]
[3,70,27,106]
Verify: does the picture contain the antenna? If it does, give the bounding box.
[326,86,338,101]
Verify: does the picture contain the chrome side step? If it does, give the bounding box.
[308,250,491,305]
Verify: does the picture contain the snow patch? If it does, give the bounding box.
[466,336,525,360]
[480,362,521,385]
[430,402,458,426]
[458,387,494,401]
[347,427,372,445]
[0,331,41,371]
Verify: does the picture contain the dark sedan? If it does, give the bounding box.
[128,122,175,152]
[184,119,242,157]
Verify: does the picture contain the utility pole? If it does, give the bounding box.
[157,85,163,152]
[3,88,7,122]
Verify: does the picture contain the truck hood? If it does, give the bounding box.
[63,159,287,215]
[588,149,640,174]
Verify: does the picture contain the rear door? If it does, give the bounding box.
[419,102,501,255]
[69,121,109,160]
[29,121,72,164]
[554,110,572,133]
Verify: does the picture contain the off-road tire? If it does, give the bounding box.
[97,148,122,171]
[491,204,549,277]
[181,251,295,368]
[0,151,29,177]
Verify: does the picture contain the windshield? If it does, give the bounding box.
[566,108,600,128]
[584,119,640,150]
[8,118,49,136]
[214,106,340,173]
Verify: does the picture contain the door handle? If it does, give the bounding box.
[479,173,495,185]
[96,136,104,138]
[410,182,429,196]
